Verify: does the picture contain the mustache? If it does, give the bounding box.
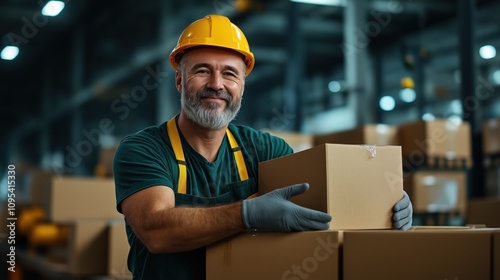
[197,89,232,103]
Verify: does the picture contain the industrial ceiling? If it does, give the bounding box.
[1,0,499,170]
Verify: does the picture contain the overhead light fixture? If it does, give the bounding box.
[399,88,416,103]
[328,80,342,93]
[422,113,435,121]
[479,45,496,60]
[42,1,65,17]
[379,96,395,111]
[290,0,345,6]
[1,46,19,60]
[492,69,500,85]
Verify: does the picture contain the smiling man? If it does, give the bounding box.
[113,14,413,280]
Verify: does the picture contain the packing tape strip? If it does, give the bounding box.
[363,144,377,159]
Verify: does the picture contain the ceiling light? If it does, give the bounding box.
[1,46,19,60]
[379,96,395,111]
[479,45,496,60]
[399,88,416,103]
[422,113,435,121]
[42,1,65,17]
[290,0,345,6]
[492,69,500,85]
[328,80,342,93]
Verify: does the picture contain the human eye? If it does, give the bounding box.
[223,70,237,77]
[195,68,210,75]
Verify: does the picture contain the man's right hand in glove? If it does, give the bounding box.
[241,183,332,232]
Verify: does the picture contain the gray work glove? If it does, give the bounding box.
[392,191,413,231]
[241,183,332,232]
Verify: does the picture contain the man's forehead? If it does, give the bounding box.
[182,47,246,65]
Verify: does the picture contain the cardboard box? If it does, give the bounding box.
[94,145,118,178]
[108,219,131,277]
[404,170,467,214]
[206,230,340,280]
[258,144,404,229]
[27,169,53,207]
[467,198,500,227]
[265,130,314,152]
[483,117,500,155]
[485,166,500,197]
[314,124,399,146]
[47,176,122,222]
[68,219,109,275]
[398,119,471,167]
[343,228,496,280]
[494,231,500,280]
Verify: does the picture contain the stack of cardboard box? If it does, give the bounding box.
[398,119,472,225]
[463,118,500,229]
[483,117,500,196]
[12,169,131,278]
[206,143,500,279]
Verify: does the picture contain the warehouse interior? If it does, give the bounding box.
[1,0,500,279]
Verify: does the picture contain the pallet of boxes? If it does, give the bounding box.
[205,123,500,280]
[466,117,500,229]
[398,119,471,226]
[12,168,131,279]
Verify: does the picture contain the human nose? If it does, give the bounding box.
[207,72,224,91]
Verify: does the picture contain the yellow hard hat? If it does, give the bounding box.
[169,15,255,76]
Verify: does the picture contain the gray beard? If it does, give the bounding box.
[181,88,242,130]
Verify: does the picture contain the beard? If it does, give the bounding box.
[181,87,242,130]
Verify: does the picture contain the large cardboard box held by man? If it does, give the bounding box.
[343,227,498,280]
[258,143,403,229]
[206,230,340,280]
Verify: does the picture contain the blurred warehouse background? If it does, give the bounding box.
[1,0,500,278]
[0,0,499,177]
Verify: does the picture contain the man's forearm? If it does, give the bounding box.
[139,201,244,253]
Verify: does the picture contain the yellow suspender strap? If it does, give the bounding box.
[167,117,187,194]
[226,129,249,181]
[166,116,249,195]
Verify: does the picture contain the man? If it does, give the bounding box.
[113,14,412,280]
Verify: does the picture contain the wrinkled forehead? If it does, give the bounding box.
[178,46,247,69]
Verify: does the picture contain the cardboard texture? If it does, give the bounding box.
[343,228,495,280]
[404,170,467,214]
[68,219,109,275]
[314,124,399,146]
[466,198,500,227]
[258,143,403,229]
[108,219,132,277]
[206,230,340,280]
[483,117,500,155]
[48,176,122,222]
[398,119,471,164]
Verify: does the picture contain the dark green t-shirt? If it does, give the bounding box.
[113,117,293,280]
